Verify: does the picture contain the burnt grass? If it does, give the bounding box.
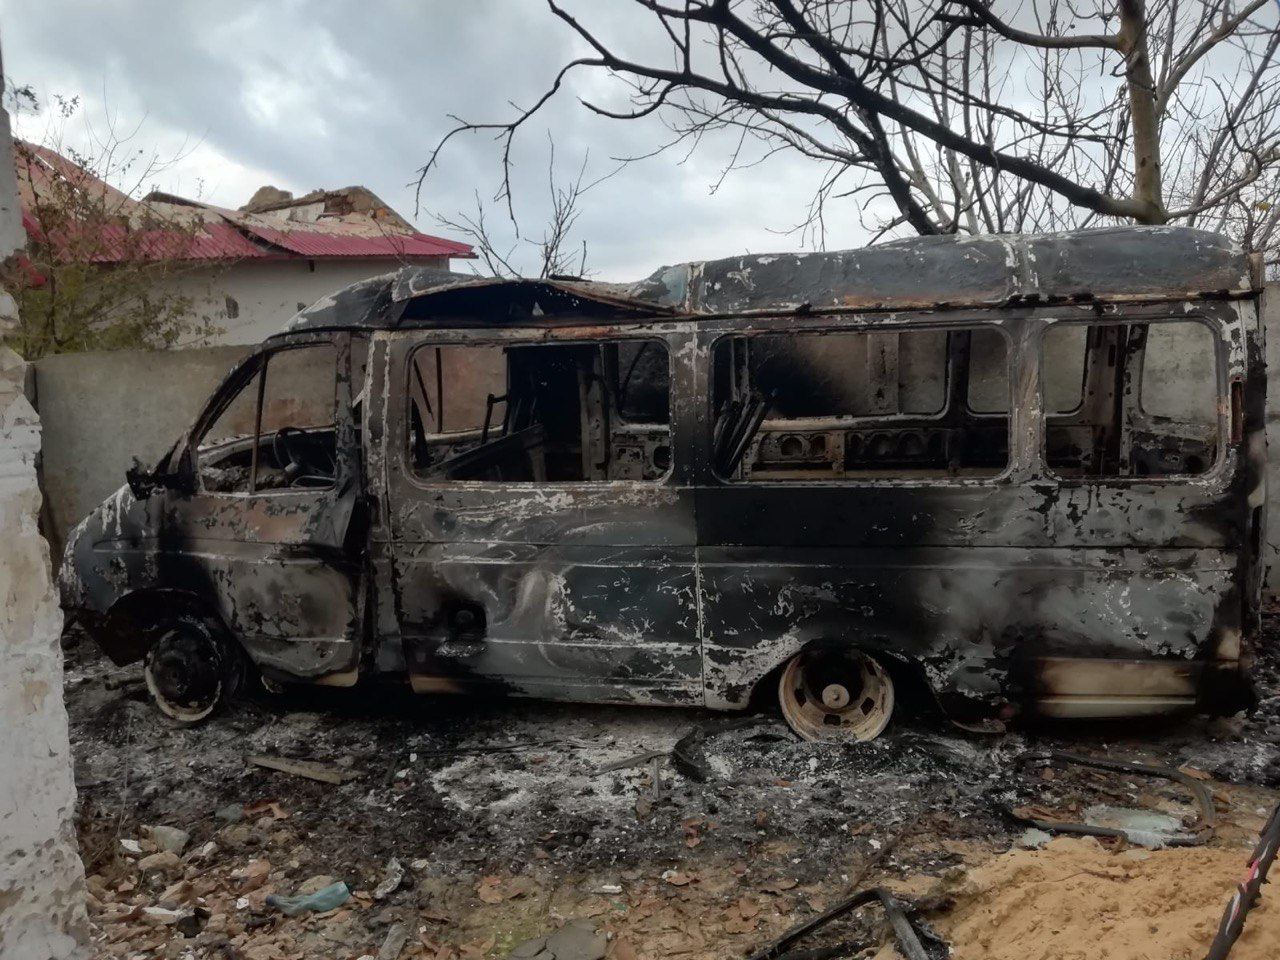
[65,618,1280,893]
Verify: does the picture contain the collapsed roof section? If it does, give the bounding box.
[279,226,1256,337]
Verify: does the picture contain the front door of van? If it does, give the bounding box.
[379,331,701,705]
[160,334,363,682]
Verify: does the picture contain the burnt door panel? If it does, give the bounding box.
[390,490,700,703]
[162,335,363,681]
[156,490,362,679]
[382,333,701,704]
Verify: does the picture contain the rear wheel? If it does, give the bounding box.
[778,648,895,742]
[142,614,243,724]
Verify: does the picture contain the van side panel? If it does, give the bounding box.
[693,301,1257,722]
[696,484,1242,720]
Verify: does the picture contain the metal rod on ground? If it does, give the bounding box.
[744,812,925,960]
[773,941,866,960]
[1204,800,1280,960]
[597,749,668,773]
[743,889,928,960]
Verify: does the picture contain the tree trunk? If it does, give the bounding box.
[1118,0,1166,223]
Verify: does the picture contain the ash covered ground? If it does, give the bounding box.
[65,624,1280,960]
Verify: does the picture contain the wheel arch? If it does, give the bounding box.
[95,587,230,666]
[745,638,942,719]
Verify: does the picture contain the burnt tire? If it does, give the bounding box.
[142,613,245,724]
[778,648,895,742]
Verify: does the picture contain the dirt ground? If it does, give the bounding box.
[65,623,1280,960]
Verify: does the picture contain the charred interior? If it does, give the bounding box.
[713,327,1011,479]
[406,340,671,484]
[197,343,342,494]
[1043,321,1221,478]
[708,319,1220,483]
[399,319,1223,489]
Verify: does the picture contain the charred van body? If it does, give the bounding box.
[60,227,1266,738]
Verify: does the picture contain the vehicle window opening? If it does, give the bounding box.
[196,342,339,493]
[1043,319,1219,478]
[408,338,671,483]
[711,327,1009,481]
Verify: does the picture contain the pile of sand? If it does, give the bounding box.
[931,837,1275,960]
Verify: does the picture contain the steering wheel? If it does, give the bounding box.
[272,427,334,487]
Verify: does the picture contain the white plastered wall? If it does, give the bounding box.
[164,255,449,346]
[0,36,89,954]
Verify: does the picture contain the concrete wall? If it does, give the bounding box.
[34,345,251,552]
[0,37,88,954]
[168,255,447,346]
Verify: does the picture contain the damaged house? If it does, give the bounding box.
[58,225,1268,744]
[14,140,475,344]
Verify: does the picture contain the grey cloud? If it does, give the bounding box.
[2,0,879,280]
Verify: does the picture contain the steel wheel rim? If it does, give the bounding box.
[779,649,895,742]
[144,623,224,723]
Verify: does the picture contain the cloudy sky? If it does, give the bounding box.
[2,1,888,281]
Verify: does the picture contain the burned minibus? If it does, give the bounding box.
[60,226,1267,740]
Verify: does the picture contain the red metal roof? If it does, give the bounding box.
[24,206,475,264]
[15,140,475,265]
[20,208,277,262]
[234,220,475,259]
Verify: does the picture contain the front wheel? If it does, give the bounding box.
[778,649,895,742]
[143,614,244,724]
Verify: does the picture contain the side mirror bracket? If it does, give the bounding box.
[126,456,192,500]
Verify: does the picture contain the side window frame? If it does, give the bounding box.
[399,332,677,489]
[707,320,1014,486]
[184,351,265,494]
[1037,314,1228,484]
[186,333,347,497]
[961,327,1015,418]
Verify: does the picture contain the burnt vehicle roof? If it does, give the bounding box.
[276,226,1254,339]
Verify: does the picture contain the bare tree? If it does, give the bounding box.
[3,86,221,358]
[433,136,610,279]
[419,1,1280,254]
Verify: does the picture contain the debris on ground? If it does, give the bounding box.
[146,825,190,856]
[1081,804,1188,849]
[1009,751,1217,848]
[744,885,931,960]
[372,858,405,900]
[377,921,410,960]
[62,620,1280,958]
[265,879,351,916]
[516,920,608,960]
[247,753,360,785]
